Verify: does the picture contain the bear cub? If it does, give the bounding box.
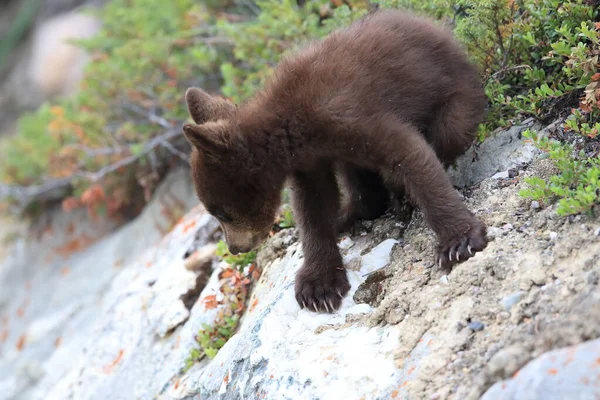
[182,9,488,313]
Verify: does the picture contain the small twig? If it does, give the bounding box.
[0,127,183,210]
[491,4,508,69]
[161,140,190,164]
[195,36,235,46]
[487,64,533,82]
[236,0,261,15]
[62,143,130,156]
[76,128,180,182]
[122,102,172,129]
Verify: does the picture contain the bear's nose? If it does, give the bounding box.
[228,245,241,255]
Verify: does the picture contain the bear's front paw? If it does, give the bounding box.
[436,219,488,270]
[295,264,351,313]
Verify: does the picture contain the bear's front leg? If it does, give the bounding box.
[290,161,351,313]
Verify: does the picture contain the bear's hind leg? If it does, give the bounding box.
[336,163,390,234]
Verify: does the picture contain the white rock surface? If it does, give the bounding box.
[448,123,541,188]
[178,237,402,400]
[0,163,407,400]
[0,168,201,400]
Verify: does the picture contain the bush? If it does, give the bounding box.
[1,0,228,217]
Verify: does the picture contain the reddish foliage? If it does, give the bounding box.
[249,264,261,281]
[220,269,235,279]
[62,197,82,213]
[81,184,106,208]
[203,295,219,310]
[54,233,96,258]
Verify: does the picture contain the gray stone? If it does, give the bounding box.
[448,124,541,188]
[485,345,531,381]
[491,171,509,179]
[468,321,485,332]
[183,243,217,272]
[500,291,526,312]
[487,227,504,238]
[519,265,547,289]
[481,338,600,400]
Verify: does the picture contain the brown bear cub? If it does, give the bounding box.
[182,9,488,313]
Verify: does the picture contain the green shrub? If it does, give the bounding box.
[1,0,227,216]
[218,0,369,103]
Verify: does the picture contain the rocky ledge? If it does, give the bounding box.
[1,121,599,400]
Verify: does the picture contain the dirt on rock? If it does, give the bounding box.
[343,156,600,399]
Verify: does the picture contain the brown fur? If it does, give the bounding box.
[182,9,488,313]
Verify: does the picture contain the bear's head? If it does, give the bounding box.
[182,87,282,255]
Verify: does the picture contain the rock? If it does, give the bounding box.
[468,321,485,332]
[502,224,514,231]
[481,338,600,400]
[360,239,398,274]
[495,312,510,322]
[182,238,404,400]
[585,270,598,285]
[500,291,526,312]
[485,345,531,381]
[338,236,354,250]
[28,12,102,98]
[0,168,200,400]
[487,226,504,238]
[183,243,217,271]
[519,265,547,289]
[1,7,104,134]
[448,124,541,188]
[530,201,540,210]
[353,268,390,306]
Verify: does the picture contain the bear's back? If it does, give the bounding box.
[266,9,482,127]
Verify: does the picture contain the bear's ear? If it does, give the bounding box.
[185,87,236,124]
[182,121,230,158]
